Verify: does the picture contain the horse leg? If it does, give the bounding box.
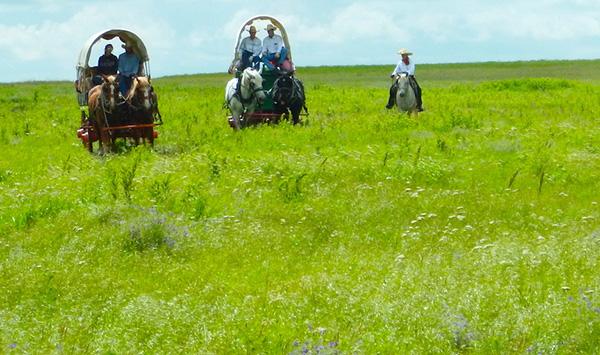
[232,113,242,131]
[147,126,154,146]
[138,111,150,146]
[98,117,113,154]
[131,113,140,146]
[291,105,301,125]
[91,118,103,154]
[275,105,290,122]
[96,128,108,155]
[100,130,112,154]
[271,104,282,124]
[143,113,154,146]
[92,111,106,154]
[229,100,244,130]
[133,119,142,146]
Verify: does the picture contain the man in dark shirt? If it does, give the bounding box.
[92,44,119,85]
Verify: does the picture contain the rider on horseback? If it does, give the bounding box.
[386,49,424,111]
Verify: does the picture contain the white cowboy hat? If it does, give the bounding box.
[398,49,413,55]
[248,26,258,33]
[265,24,278,31]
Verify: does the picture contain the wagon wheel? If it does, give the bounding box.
[86,128,94,153]
[81,111,94,153]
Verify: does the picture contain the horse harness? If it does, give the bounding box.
[96,82,120,136]
[273,75,308,115]
[98,83,117,115]
[129,86,162,123]
[229,73,263,112]
[394,73,418,94]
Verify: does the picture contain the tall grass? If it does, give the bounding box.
[1,61,600,354]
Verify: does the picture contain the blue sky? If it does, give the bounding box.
[1,0,600,83]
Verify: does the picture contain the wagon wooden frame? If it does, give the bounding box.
[75,28,162,152]
[227,15,303,127]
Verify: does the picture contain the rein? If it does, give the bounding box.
[236,74,262,104]
[95,82,118,138]
[99,84,117,114]
[230,71,263,112]
[131,86,162,123]
[124,77,139,102]
[274,77,303,104]
[395,73,410,90]
[273,76,309,116]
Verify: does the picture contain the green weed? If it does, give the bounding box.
[2,62,600,354]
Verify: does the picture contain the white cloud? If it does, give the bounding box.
[1,0,600,82]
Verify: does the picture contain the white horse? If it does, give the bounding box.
[395,73,419,118]
[225,68,266,130]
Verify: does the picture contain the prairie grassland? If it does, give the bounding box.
[1,60,600,354]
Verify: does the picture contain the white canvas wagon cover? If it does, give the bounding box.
[231,15,293,67]
[76,28,150,78]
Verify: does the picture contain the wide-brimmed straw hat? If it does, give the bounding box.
[122,43,133,49]
[248,26,258,33]
[265,24,278,31]
[398,49,413,55]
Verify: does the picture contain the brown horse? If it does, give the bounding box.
[125,76,160,146]
[88,74,120,153]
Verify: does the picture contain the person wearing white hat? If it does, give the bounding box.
[118,42,140,95]
[386,49,424,111]
[239,26,262,70]
[261,24,288,71]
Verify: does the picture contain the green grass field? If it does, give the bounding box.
[1,60,600,354]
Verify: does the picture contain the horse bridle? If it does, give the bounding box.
[131,84,162,122]
[132,84,154,107]
[236,72,264,105]
[274,76,299,104]
[94,80,119,139]
[99,81,118,114]
[395,72,411,90]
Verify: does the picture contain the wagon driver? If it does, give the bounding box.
[386,49,424,111]
[239,26,262,70]
[118,42,140,96]
[261,24,288,71]
[92,44,118,86]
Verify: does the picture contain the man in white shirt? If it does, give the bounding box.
[261,24,288,71]
[239,26,262,70]
[386,49,424,111]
